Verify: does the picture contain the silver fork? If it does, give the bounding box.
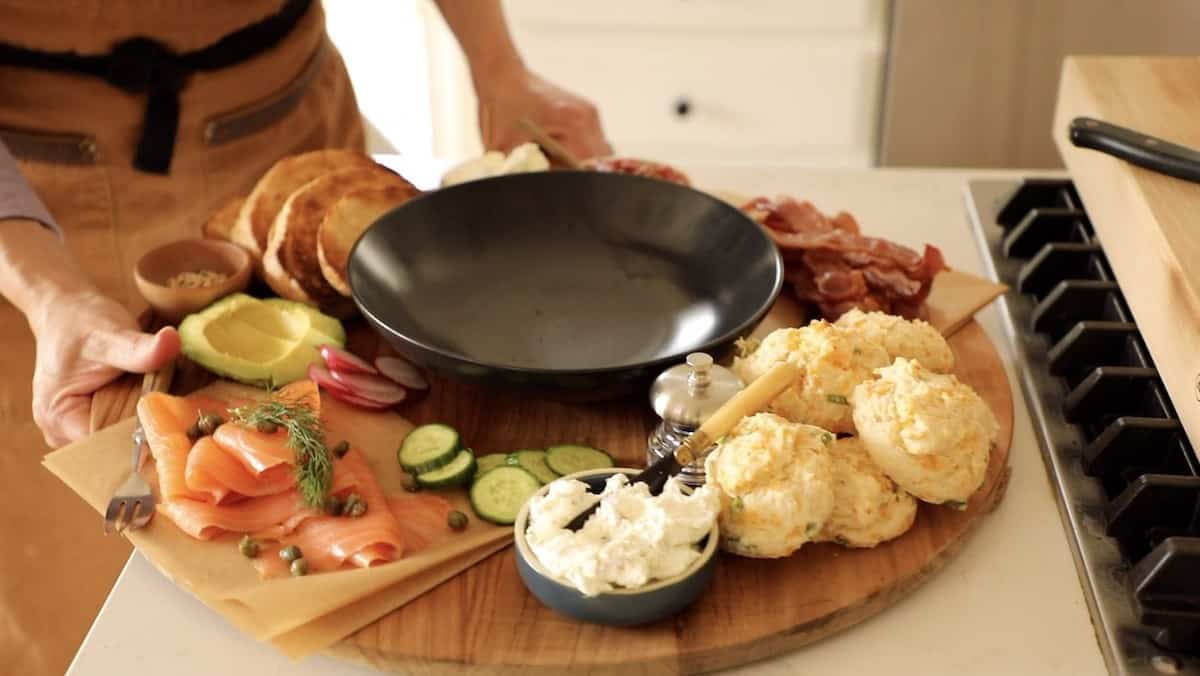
[103,426,155,534]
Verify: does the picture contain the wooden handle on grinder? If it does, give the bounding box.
[674,359,801,465]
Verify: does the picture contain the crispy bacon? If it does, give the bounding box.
[743,196,945,320]
[582,156,691,186]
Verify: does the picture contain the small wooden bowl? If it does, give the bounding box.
[134,239,252,322]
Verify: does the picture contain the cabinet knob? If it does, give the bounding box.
[673,97,692,118]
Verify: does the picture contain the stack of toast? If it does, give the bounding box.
[202,150,420,318]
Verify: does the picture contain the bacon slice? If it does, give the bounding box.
[742,195,945,319]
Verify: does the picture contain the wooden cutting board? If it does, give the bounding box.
[324,297,1013,675]
[1053,56,1200,454]
[90,294,1012,673]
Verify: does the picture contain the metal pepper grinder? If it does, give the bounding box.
[647,352,745,487]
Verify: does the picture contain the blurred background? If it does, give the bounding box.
[325,0,1200,170]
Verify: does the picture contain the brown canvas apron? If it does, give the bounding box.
[0,2,364,673]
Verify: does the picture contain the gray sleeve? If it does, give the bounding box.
[0,140,60,237]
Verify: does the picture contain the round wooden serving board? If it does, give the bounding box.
[327,298,1014,675]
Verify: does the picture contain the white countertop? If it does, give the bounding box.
[67,165,1105,676]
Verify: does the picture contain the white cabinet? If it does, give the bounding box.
[425,0,889,168]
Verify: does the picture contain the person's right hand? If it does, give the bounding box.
[28,290,179,447]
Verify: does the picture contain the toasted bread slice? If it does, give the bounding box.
[201,195,245,242]
[317,181,420,296]
[264,164,405,317]
[232,149,377,260]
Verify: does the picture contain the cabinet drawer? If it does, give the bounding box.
[512,34,884,164]
[503,0,882,33]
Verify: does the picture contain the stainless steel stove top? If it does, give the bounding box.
[965,179,1200,676]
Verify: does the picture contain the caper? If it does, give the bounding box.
[238,535,259,558]
[399,472,420,493]
[323,495,344,516]
[186,421,202,441]
[290,557,308,577]
[447,510,468,531]
[197,413,224,436]
[279,545,302,563]
[339,494,359,516]
[331,440,350,458]
[255,419,278,434]
[347,500,367,518]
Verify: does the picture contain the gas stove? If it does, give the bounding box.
[966,179,1200,676]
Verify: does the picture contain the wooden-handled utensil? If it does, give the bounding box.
[563,360,802,531]
[518,116,583,169]
[89,310,177,432]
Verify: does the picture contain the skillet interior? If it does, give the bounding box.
[349,171,781,393]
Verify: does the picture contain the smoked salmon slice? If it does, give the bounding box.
[185,436,295,503]
[263,448,407,574]
[145,382,429,579]
[159,490,312,540]
[210,379,321,474]
[212,424,294,475]
[137,392,221,502]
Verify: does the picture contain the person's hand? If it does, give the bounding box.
[476,66,612,161]
[28,290,180,447]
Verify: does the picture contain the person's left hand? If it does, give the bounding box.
[475,67,612,162]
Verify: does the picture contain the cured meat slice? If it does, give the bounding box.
[211,379,322,475]
[265,448,407,573]
[185,436,295,504]
[137,392,222,502]
[741,195,946,319]
[212,424,294,475]
[159,490,312,540]
[581,156,691,186]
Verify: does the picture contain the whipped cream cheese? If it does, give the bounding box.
[525,474,720,597]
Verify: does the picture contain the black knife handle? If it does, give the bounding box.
[1069,116,1200,184]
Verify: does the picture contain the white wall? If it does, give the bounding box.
[323,0,436,156]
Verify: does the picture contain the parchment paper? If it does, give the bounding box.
[44,386,512,659]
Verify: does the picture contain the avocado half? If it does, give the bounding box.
[179,293,345,387]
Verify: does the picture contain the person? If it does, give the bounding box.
[0,2,610,673]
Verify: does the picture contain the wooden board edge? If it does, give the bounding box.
[323,465,1013,676]
[323,319,1016,675]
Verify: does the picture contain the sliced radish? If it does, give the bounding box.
[374,356,429,390]
[328,368,408,405]
[308,363,354,397]
[325,387,395,411]
[319,345,378,375]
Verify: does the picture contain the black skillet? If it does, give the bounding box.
[348,171,783,400]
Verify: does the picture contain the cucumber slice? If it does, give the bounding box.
[545,444,614,476]
[398,424,461,473]
[508,450,558,484]
[416,450,476,489]
[475,453,509,476]
[469,466,542,525]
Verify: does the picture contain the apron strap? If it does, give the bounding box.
[0,0,312,174]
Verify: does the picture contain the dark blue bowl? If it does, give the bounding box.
[512,468,719,626]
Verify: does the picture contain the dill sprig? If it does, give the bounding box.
[229,397,331,508]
